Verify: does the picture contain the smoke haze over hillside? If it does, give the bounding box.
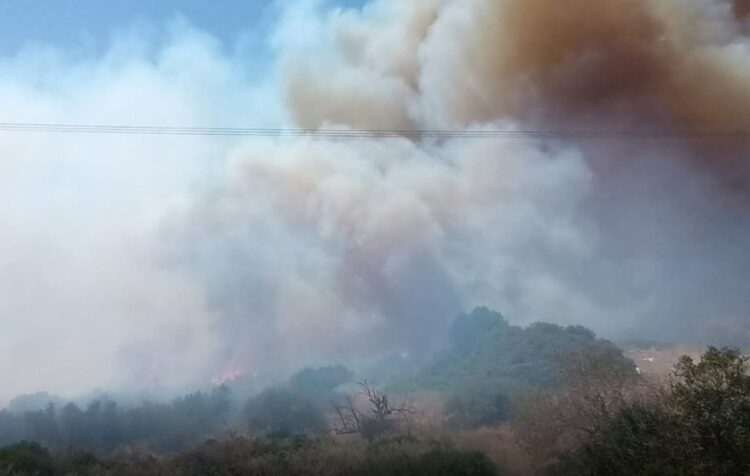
[1,0,749,400]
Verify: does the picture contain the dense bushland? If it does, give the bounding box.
[2,308,748,475]
[551,347,750,475]
[399,307,635,429]
[0,437,500,476]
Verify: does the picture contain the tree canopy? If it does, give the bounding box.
[555,347,750,475]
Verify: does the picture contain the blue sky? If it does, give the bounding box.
[0,0,366,56]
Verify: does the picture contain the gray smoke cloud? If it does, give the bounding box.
[169,0,750,373]
[2,0,750,400]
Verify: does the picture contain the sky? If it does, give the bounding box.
[0,0,365,56]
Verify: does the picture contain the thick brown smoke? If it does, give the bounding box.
[735,0,750,19]
[424,0,750,186]
[284,0,750,185]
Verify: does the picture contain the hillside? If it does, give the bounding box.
[398,308,634,398]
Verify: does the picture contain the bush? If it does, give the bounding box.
[58,451,103,475]
[289,365,354,401]
[551,403,696,476]
[445,393,512,429]
[553,347,750,475]
[0,441,55,476]
[163,437,500,476]
[245,389,327,437]
[401,308,633,397]
[360,447,499,476]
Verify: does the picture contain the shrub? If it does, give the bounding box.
[289,365,354,401]
[553,347,750,475]
[445,393,512,429]
[245,389,327,437]
[360,447,499,476]
[0,441,55,476]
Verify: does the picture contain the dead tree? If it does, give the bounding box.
[331,381,415,440]
[331,394,361,435]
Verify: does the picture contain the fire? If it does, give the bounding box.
[211,359,246,385]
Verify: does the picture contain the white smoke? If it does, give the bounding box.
[0,22,277,399]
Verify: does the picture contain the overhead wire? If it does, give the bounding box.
[0,122,749,139]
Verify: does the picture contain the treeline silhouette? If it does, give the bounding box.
[0,386,232,453]
[0,309,630,455]
[3,308,749,474]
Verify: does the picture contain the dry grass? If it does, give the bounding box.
[452,425,535,476]
[625,346,703,376]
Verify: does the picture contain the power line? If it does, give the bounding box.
[0,122,749,139]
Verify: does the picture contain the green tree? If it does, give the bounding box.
[362,447,500,476]
[245,389,327,437]
[670,347,750,474]
[0,441,55,476]
[289,365,354,401]
[23,404,60,449]
[403,308,632,397]
[554,347,750,475]
[445,392,511,429]
[60,403,85,453]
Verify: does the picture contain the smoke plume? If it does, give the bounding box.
[2,0,750,399]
